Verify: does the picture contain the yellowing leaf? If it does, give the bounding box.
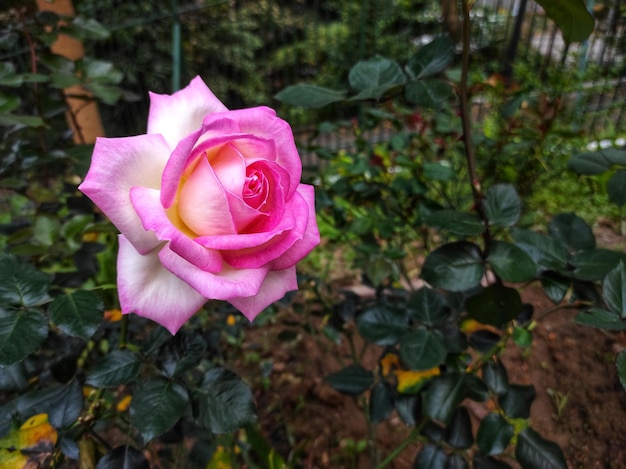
[395,367,441,393]
[207,445,233,469]
[0,413,57,469]
[104,309,123,322]
[116,395,132,412]
[379,351,401,377]
[459,318,501,335]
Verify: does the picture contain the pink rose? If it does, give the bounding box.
[79,77,319,334]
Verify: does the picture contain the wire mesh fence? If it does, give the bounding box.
[69,0,626,149]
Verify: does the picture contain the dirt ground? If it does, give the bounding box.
[236,228,626,468]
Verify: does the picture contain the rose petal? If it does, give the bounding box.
[147,76,228,149]
[178,157,237,236]
[219,185,317,269]
[117,235,207,335]
[222,107,301,199]
[211,143,246,196]
[79,134,170,254]
[270,184,321,270]
[158,245,269,300]
[228,267,298,321]
[130,186,223,272]
[193,208,295,251]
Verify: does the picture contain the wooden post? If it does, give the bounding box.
[36,0,105,143]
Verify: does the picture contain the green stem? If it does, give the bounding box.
[119,315,129,349]
[374,420,427,469]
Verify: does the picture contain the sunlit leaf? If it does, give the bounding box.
[348,57,405,93]
[405,36,455,79]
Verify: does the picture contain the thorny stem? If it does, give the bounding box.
[532,301,591,322]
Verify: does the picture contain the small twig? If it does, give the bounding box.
[374,419,427,469]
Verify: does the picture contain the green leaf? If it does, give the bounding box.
[0,63,22,87]
[483,360,509,396]
[482,184,521,227]
[87,83,122,105]
[395,394,421,425]
[192,367,256,433]
[95,446,149,469]
[512,326,532,348]
[500,384,535,419]
[604,262,626,317]
[534,0,594,43]
[513,229,568,272]
[548,213,595,253]
[0,363,27,392]
[607,170,626,207]
[473,454,512,468]
[0,308,48,367]
[48,290,103,340]
[356,305,407,346]
[406,36,455,79]
[425,210,485,236]
[408,288,449,326]
[421,241,485,291]
[571,248,626,281]
[404,78,454,109]
[369,382,394,423]
[445,407,473,449]
[515,427,567,468]
[131,378,188,442]
[575,308,626,330]
[0,114,46,128]
[399,329,447,370]
[0,93,19,113]
[423,162,455,181]
[68,17,110,40]
[487,241,536,282]
[615,350,626,391]
[158,331,207,377]
[0,255,50,307]
[540,272,570,304]
[476,413,514,455]
[348,57,405,93]
[325,365,373,395]
[16,381,83,429]
[568,149,625,174]
[414,444,447,468]
[85,350,141,387]
[465,284,523,326]
[423,373,466,425]
[274,85,345,108]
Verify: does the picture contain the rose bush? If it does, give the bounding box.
[79,76,319,334]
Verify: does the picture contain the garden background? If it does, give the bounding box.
[2,0,626,468]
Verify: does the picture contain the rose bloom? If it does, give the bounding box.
[79,77,320,334]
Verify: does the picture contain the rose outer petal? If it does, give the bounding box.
[79,134,171,255]
[117,235,208,335]
[158,245,269,301]
[147,76,228,149]
[228,267,298,321]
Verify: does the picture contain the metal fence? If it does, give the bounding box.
[73,0,626,146]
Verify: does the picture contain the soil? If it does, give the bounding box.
[234,227,626,469]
